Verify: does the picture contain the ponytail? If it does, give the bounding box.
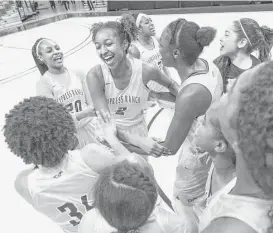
[32,38,49,75]
[258,25,273,62]
[120,13,138,43]
[213,56,232,93]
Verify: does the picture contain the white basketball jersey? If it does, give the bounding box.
[199,178,272,233]
[79,206,190,233]
[134,37,163,71]
[43,69,88,114]
[27,148,100,233]
[101,58,150,129]
[134,37,168,92]
[174,60,223,203]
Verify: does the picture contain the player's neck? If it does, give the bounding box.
[231,157,267,199]
[48,66,66,75]
[211,152,235,179]
[230,52,252,70]
[176,58,203,82]
[109,57,131,79]
[139,34,153,46]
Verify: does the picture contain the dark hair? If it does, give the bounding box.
[167,18,216,66]
[32,38,49,75]
[91,15,138,54]
[3,96,76,168]
[94,160,158,233]
[234,62,273,200]
[233,18,273,62]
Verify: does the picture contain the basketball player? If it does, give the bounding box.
[156,18,222,229]
[214,18,273,92]
[33,38,98,149]
[3,96,141,233]
[87,17,179,155]
[194,101,236,206]
[126,12,174,109]
[199,61,273,233]
[79,160,191,233]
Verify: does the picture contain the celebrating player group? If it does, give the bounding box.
[3,11,273,233]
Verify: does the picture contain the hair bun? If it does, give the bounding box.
[196,27,216,47]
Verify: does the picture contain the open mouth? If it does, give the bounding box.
[103,55,115,65]
[53,55,63,63]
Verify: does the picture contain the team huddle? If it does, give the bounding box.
[3,12,273,233]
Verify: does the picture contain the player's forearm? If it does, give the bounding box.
[156,92,176,102]
[168,80,180,96]
[74,106,96,121]
[117,129,144,148]
[106,134,130,156]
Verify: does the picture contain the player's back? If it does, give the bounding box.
[27,150,98,233]
[79,205,191,233]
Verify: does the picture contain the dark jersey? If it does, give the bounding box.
[213,55,260,92]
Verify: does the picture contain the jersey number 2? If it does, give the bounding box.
[115,107,127,116]
[57,194,93,226]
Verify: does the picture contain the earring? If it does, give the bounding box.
[38,56,44,64]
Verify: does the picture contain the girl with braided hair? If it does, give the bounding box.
[154,18,222,227]
[79,160,189,233]
[214,18,273,93]
[86,16,179,156]
[199,61,273,233]
[3,96,139,233]
[33,38,98,149]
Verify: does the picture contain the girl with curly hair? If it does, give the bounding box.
[3,96,139,233]
[86,15,179,156]
[199,62,273,233]
[79,160,190,233]
[33,38,98,149]
[153,18,222,228]
[214,18,273,93]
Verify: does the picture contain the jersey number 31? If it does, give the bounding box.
[57,194,93,226]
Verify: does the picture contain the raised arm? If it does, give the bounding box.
[163,84,212,154]
[143,63,179,96]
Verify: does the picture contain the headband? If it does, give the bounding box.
[136,13,147,28]
[36,39,46,57]
[238,19,253,47]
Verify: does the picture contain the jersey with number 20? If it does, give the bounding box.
[27,145,104,233]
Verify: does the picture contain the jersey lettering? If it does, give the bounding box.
[57,194,94,227]
[115,107,127,116]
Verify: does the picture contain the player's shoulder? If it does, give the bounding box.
[201,217,257,233]
[129,43,141,59]
[87,64,103,78]
[86,64,104,85]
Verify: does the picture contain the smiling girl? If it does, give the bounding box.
[214,18,273,93]
[86,16,179,155]
[33,38,98,149]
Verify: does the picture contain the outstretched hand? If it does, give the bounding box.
[96,110,117,142]
[138,137,172,158]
